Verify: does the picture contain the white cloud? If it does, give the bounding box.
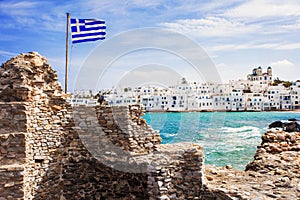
[222,0,300,20]
[270,59,299,80]
[280,19,300,30]
[207,42,300,52]
[130,0,164,8]
[0,1,40,16]
[0,50,18,58]
[275,43,300,50]
[160,16,259,37]
[270,59,294,68]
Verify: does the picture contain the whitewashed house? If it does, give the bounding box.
[291,81,300,109]
[245,93,264,111]
[280,90,292,110]
[263,85,282,110]
[230,89,245,111]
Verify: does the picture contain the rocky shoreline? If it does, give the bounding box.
[205,125,300,199]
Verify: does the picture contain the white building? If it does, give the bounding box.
[291,81,300,109]
[247,66,273,85]
[230,89,245,111]
[96,66,297,112]
[245,93,264,111]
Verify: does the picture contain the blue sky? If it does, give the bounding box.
[1,0,300,91]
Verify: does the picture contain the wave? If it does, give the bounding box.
[161,133,177,138]
[221,126,261,134]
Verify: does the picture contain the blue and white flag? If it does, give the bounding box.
[70,18,106,44]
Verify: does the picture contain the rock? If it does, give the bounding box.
[284,121,300,132]
[269,121,283,128]
[269,120,300,132]
[157,181,163,187]
[206,175,214,181]
[288,118,298,121]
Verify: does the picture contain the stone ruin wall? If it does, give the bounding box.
[1,52,299,200]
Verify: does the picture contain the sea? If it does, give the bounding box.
[143,111,300,170]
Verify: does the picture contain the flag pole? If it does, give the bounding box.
[65,12,70,94]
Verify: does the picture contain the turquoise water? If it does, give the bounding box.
[143,111,300,170]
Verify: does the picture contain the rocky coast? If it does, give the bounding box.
[206,127,300,199]
[0,52,299,199]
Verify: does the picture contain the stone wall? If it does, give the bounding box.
[0,133,25,199]
[0,52,67,199]
[0,52,213,200]
[70,105,212,199]
[95,105,162,154]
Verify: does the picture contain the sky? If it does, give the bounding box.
[1,0,300,91]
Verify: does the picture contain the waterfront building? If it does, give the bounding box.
[263,85,282,110]
[279,89,292,110]
[71,67,298,112]
[291,81,300,109]
[244,93,264,111]
[230,89,245,111]
[197,94,213,111]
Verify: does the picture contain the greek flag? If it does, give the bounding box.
[70,18,106,44]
